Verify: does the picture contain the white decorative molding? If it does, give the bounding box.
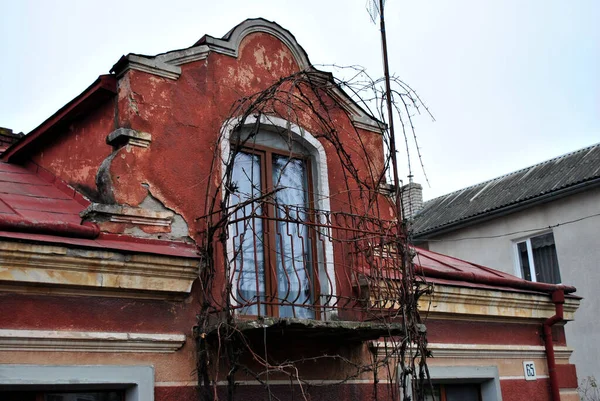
[0,329,186,353]
[110,19,383,133]
[157,45,211,66]
[220,115,337,317]
[0,365,154,401]
[107,128,152,148]
[0,240,199,299]
[81,203,173,227]
[187,18,311,70]
[419,284,579,321]
[114,54,181,80]
[427,343,573,360]
[372,341,572,360]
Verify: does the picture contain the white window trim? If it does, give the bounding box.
[220,115,336,319]
[512,230,560,284]
[0,364,154,401]
[402,366,502,401]
[426,365,503,401]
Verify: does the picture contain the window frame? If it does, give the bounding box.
[231,143,320,319]
[512,230,561,284]
[221,115,336,320]
[409,366,502,401]
[0,365,153,401]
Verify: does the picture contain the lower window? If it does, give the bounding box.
[2,391,122,401]
[425,383,481,401]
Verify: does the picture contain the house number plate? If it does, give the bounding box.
[523,361,537,381]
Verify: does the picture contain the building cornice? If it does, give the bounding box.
[0,329,186,353]
[0,240,199,299]
[418,283,579,321]
[372,341,573,361]
[110,19,384,134]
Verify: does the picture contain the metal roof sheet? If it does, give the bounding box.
[412,143,600,236]
[0,162,198,259]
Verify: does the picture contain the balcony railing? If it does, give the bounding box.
[199,200,407,321]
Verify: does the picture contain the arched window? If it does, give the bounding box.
[222,116,334,319]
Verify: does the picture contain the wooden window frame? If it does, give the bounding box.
[233,143,321,319]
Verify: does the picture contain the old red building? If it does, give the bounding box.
[0,19,580,401]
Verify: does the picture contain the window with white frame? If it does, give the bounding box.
[404,366,502,401]
[514,232,561,284]
[0,365,153,401]
[222,116,335,320]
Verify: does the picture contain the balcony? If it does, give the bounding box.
[198,200,409,329]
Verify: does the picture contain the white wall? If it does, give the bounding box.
[424,186,600,383]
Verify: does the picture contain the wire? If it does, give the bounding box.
[416,212,600,242]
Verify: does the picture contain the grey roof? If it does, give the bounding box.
[412,142,600,237]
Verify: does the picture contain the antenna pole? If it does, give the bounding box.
[378,0,402,219]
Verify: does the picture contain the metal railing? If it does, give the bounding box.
[199,200,406,320]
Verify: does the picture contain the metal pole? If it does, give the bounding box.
[378,0,402,219]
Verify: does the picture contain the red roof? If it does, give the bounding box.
[0,161,198,259]
[414,247,576,294]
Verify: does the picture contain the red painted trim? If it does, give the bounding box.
[2,75,117,162]
[0,214,99,239]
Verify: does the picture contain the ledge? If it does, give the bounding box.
[373,342,573,361]
[111,54,181,80]
[0,329,186,353]
[0,240,199,299]
[106,128,152,148]
[418,284,579,322]
[81,203,173,227]
[200,317,406,343]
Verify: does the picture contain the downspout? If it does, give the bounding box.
[544,289,565,401]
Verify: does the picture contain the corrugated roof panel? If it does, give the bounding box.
[413,143,600,235]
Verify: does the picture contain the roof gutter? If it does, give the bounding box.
[0,215,100,239]
[2,75,117,163]
[413,178,600,239]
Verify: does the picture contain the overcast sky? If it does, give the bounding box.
[1,0,598,200]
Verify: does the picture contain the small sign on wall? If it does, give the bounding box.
[523,361,537,381]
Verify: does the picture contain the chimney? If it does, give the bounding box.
[0,127,24,154]
[400,177,423,220]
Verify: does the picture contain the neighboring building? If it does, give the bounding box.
[0,19,581,401]
[412,143,600,386]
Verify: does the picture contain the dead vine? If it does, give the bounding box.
[196,66,434,401]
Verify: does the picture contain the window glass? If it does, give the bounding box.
[231,151,266,316]
[1,391,121,401]
[424,383,480,401]
[445,384,480,401]
[230,150,315,318]
[531,233,561,284]
[517,241,531,281]
[272,155,313,318]
[423,384,440,401]
[45,393,121,401]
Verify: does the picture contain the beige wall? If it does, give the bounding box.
[424,186,600,384]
